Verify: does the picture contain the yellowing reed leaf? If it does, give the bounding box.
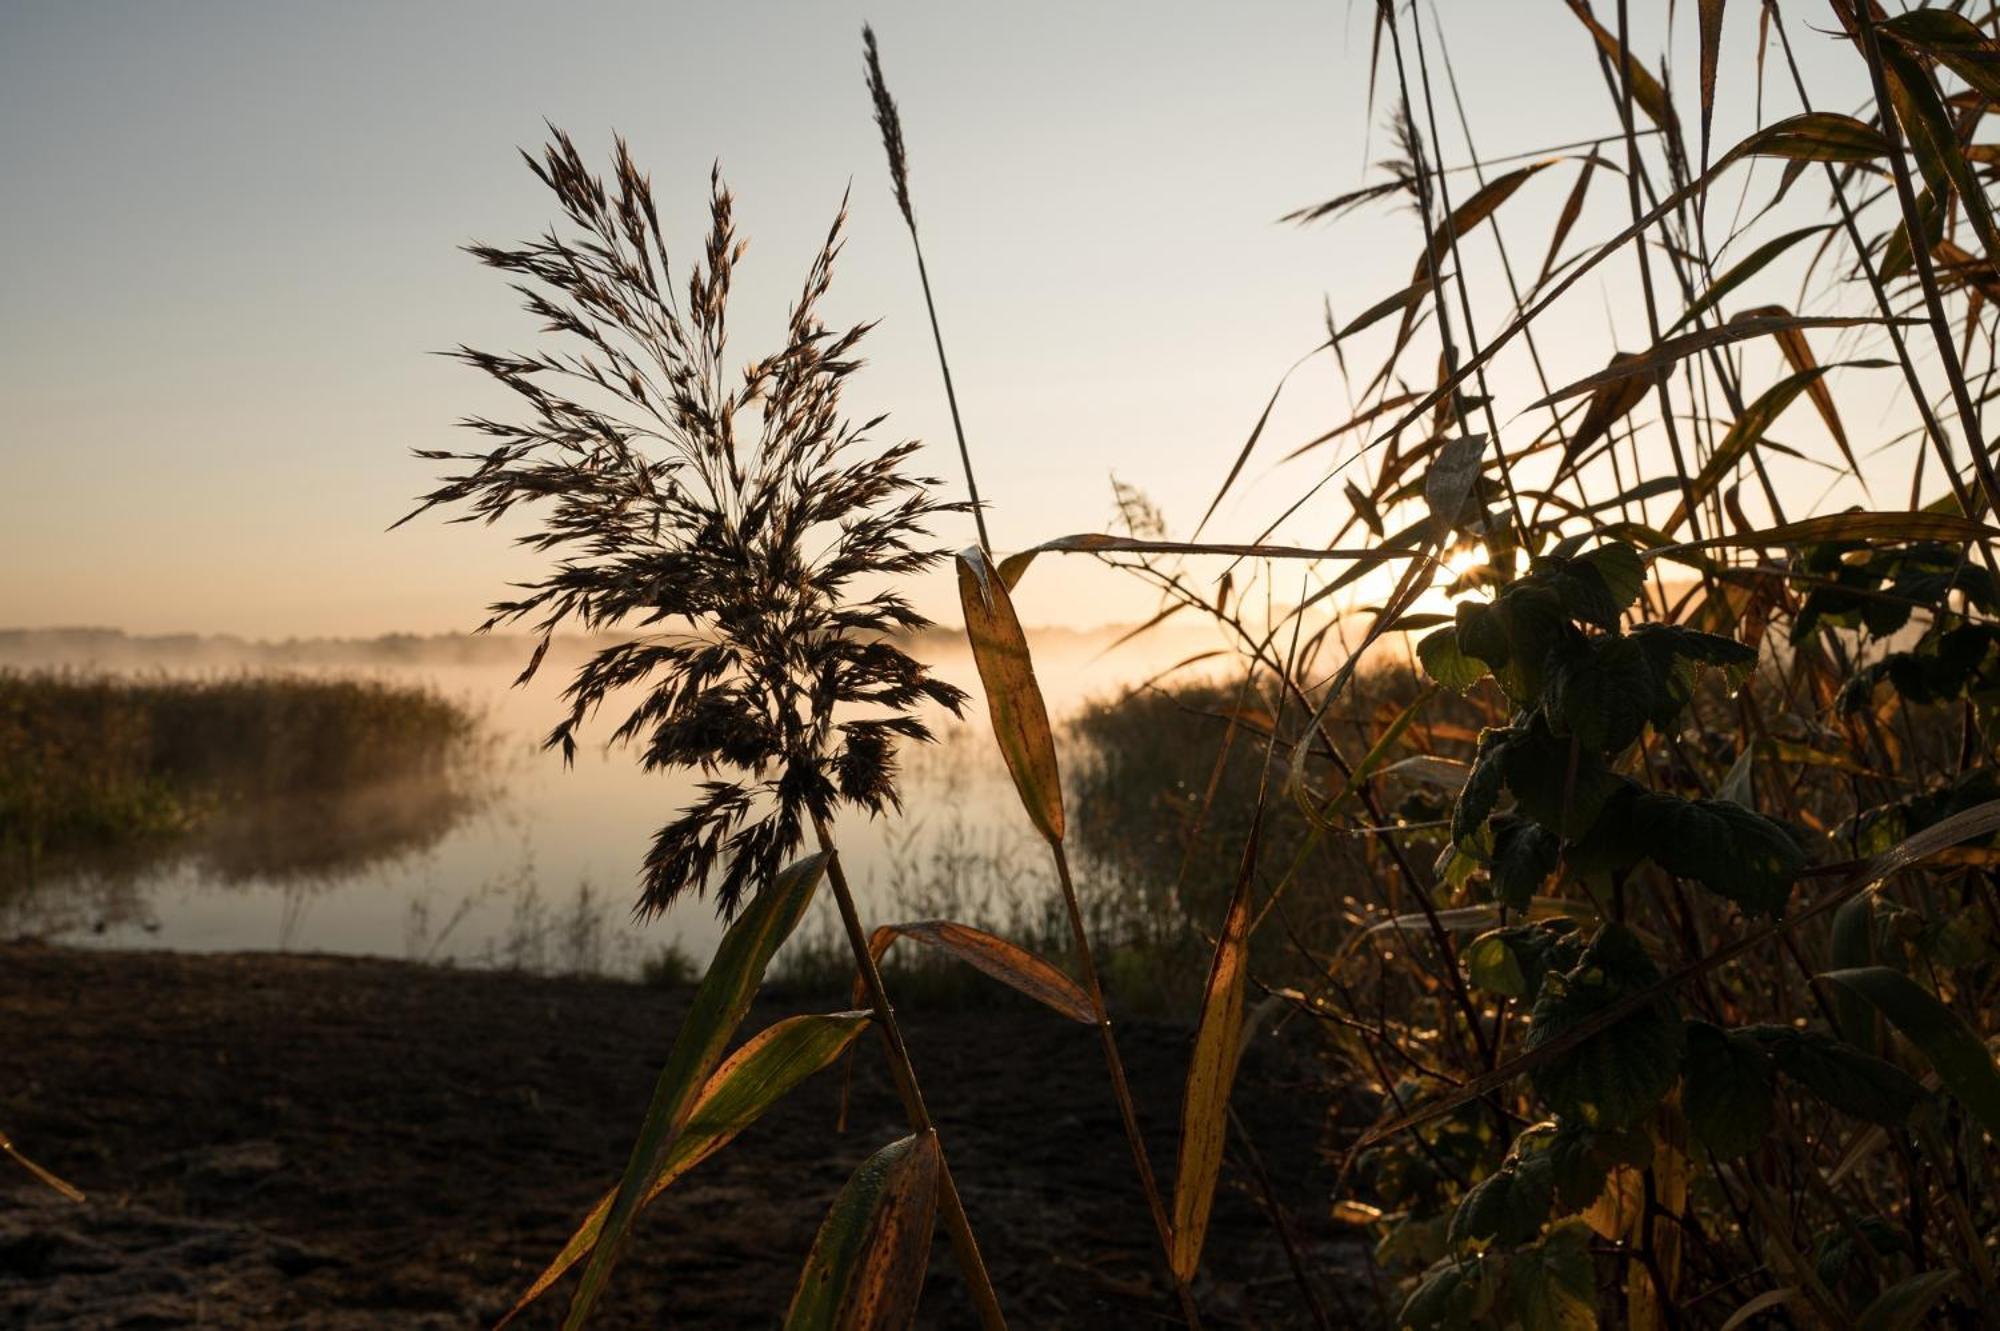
[957,546,1066,845]
[1170,821,1258,1283]
[565,853,829,1328]
[498,1012,872,1327]
[785,1133,942,1331]
[859,920,1095,1025]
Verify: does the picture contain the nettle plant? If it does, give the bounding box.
[1379,526,2000,1330]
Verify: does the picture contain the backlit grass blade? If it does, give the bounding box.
[498,1011,871,1327]
[1882,10,2000,103]
[1646,511,2000,557]
[1526,314,1895,411]
[1664,365,1839,534]
[994,532,1414,592]
[1698,0,1725,167]
[1666,225,1832,333]
[0,1128,84,1203]
[957,546,1065,844]
[1819,967,2000,1136]
[1170,814,1260,1283]
[564,852,829,1328]
[785,1132,942,1331]
[1564,0,1677,134]
[859,920,1095,1024]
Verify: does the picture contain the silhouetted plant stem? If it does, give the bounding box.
[1845,1,2000,520]
[864,24,993,555]
[810,813,1008,1331]
[1048,838,1204,1329]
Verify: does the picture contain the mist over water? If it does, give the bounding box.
[0,625,1220,976]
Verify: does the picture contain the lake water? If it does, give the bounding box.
[2,629,1216,977]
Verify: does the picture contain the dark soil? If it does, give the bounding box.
[0,942,1374,1328]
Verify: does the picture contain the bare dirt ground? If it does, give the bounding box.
[0,942,1374,1328]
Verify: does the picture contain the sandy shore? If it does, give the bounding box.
[0,942,1370,1328]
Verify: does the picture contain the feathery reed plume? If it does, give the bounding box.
[862,24,993,554]
[407,129,968,920]
[416,129,1008,1330]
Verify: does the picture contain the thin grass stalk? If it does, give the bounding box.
[810,812,1008,1331]
[1396,2,1530,533]
[864,26,993,555]
[1046,838,1204,1329]
[1844,1,2000,519]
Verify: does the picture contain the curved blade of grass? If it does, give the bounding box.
[785,1132,941,1331]
[1883,10,2000,103]
[1738,303,1864,487]
[859,920,1094,1024]
[1375,114,1893,449]
[0,1128,84,1203]
[957,546,1065,844]
[564,852,829,1328]
[1565,0,1677,132]
[1526,314,1894,410]
[1415,160,1560,282]
[1818,968,2000,1135]
[498,1011,871,1328]
[1353,800,2000,1150]
[1647,510,2000,557]
[995,533,1415,591]
[1856,1268,1960,1331]
[1698,0,1725,167]
[1880,38,2000,263]
[1538,156,1602,288]
[1667,225,1832,333]
[1171,812,1260,1283]
[1664,365,1837,533]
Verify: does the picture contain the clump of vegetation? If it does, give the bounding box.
[396,5,2000,1329]
[415,128,1011,1328]
[0,671,479,876]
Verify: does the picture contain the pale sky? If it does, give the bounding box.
[2,2,1872,638]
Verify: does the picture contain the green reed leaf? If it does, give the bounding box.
[785,1133,942,1331]
[564,851,829,1328]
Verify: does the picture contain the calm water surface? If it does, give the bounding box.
[5,632,1210,976]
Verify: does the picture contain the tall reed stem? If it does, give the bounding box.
[1049,839,1205,1329]
[810,814,1007,1331]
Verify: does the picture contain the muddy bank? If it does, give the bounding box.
[0,943,1374,1328]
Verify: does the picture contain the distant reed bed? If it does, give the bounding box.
[0,671,479,868]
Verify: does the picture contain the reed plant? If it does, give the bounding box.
[426,3,2000,1326]
[928,3,2000,1327]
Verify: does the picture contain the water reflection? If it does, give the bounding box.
[0,627,1218,975]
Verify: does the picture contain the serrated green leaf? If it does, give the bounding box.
[1682,1022,1776,1158]
[1466,921,1584,1001]
[1490,818,1563,911]
[1629,794,1802,916]
[1528,926,1684,1130]
[1545,1119,1652,1214]
[1545,634,1658,753]
[1753,1025,1927,1127]
[1503,1220,1597,1331]
[1400,1253,1502,1329]
[1419,625,1489,693]
[1450,1153,1555,1250]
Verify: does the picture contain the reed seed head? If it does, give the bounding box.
[863,25,916,232]
[410,129,968,919]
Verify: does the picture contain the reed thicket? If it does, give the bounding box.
[423,4,2000,1328]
